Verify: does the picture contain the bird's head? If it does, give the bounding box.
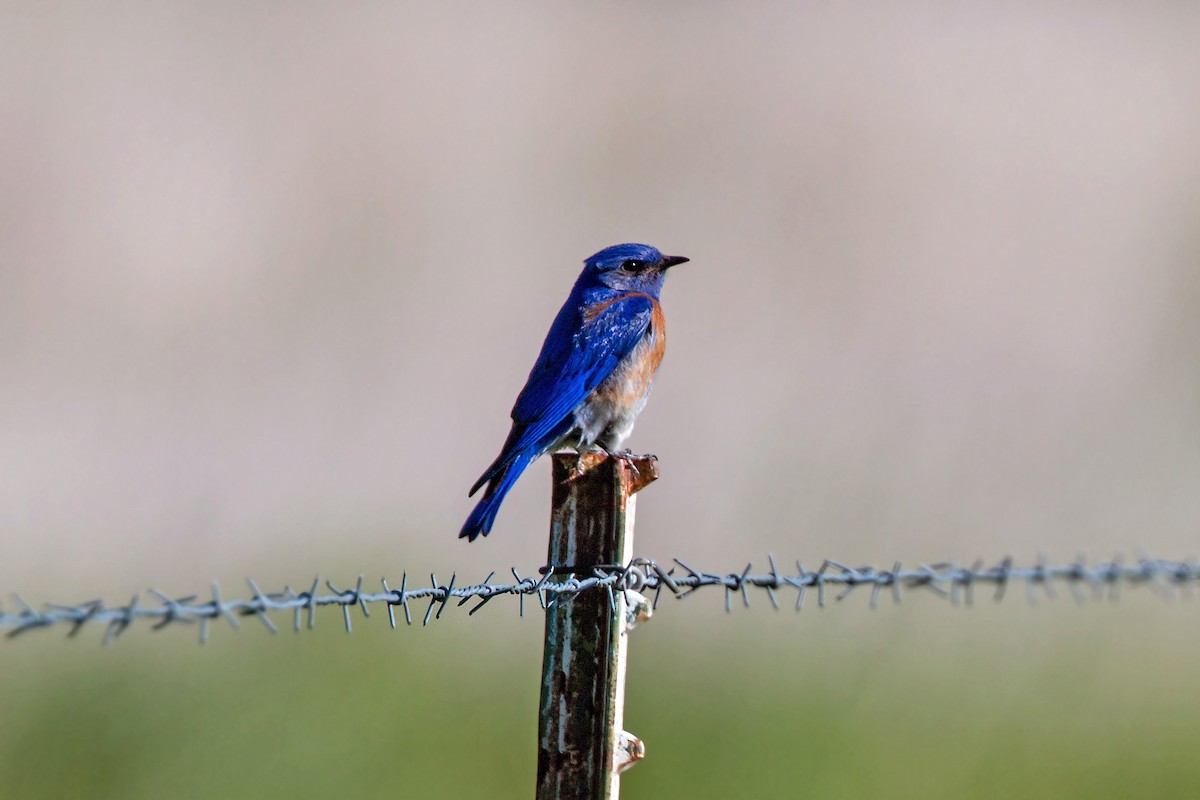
[582,243,689,295]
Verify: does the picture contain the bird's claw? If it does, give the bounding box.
[605,448,644,477]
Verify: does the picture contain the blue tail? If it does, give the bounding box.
[459,453,533,541]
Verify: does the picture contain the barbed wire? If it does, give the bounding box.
[2,554,1196,644]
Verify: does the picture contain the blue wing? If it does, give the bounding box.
[468,292,655,494]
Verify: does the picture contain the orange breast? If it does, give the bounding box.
[592,299,665,411]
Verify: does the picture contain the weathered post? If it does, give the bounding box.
[536,452,657,800]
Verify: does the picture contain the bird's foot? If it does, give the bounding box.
[604,448,646,477]
[570,448,656,480]
[571,447,610,476]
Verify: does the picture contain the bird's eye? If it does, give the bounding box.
[620,260,643,273]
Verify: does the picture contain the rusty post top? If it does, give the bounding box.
[554,452,660,495]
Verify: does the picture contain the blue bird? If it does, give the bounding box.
[460,243,688,541]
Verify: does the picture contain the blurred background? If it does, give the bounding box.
[3,2,1200,797]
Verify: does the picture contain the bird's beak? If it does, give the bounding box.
[660,255,689,269]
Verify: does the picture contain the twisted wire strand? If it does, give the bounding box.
[2,554,1196,644]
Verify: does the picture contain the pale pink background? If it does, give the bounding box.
[2,3,1198,600]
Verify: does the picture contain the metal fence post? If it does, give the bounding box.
[536,452,658,800]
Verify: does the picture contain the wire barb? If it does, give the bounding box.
[2,554,1197,643]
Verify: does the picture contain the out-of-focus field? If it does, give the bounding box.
[3,3,1200,797]
[3,590,1198,798]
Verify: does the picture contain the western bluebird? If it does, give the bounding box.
[460,243,688,541]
